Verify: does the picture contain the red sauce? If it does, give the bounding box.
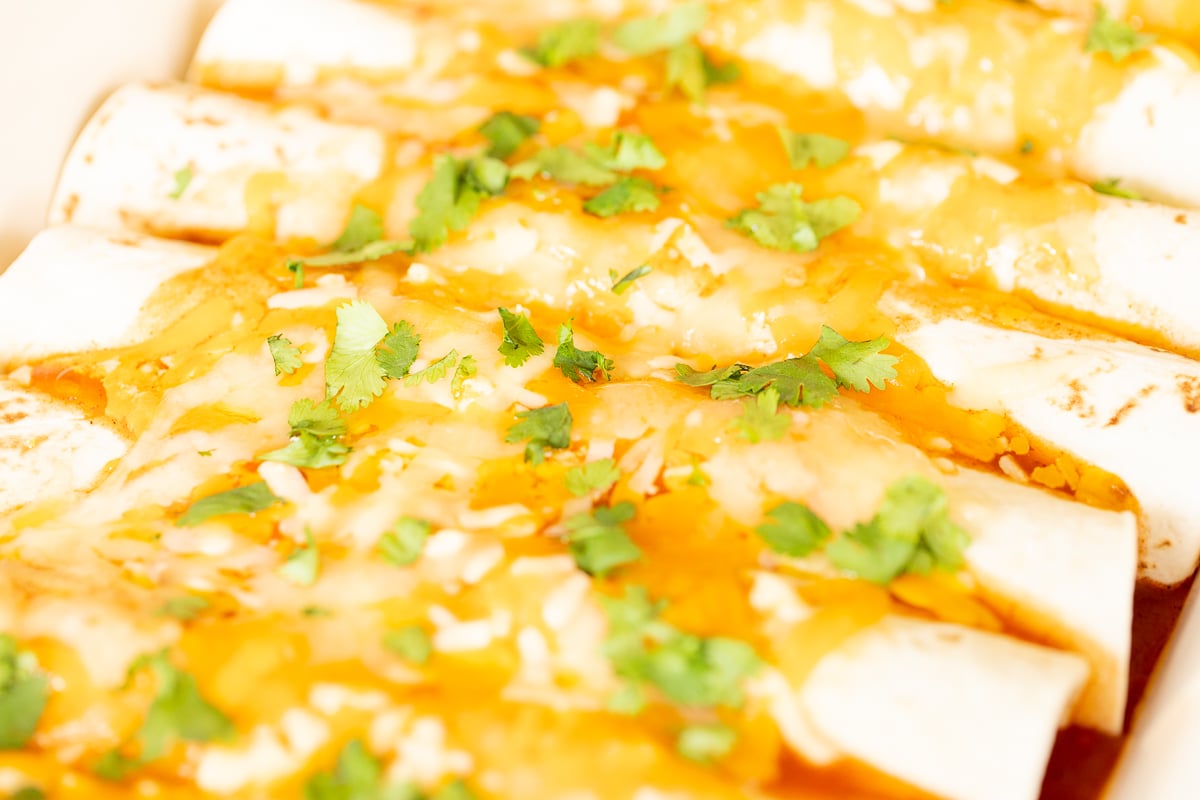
[1039,575,1196,799]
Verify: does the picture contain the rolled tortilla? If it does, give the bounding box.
[885,291,1200,586]
[755,605,1090,800]
[192,0,1200,207]
[708,0,1200,207]
[0,225,214,364]
[0,379,128,514]
[49,82,387,243]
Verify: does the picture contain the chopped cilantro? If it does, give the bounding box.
[302,605,333,618]
[10,787,45,800]
[602,586,761,710]
[267,334,302,376]
[278,529,320,586]
[506,403,573,465]
[1092,178,1144,200]
[564,501,642,577]
[687,461,710,486]
[286,259,305,288]
[99,651,234,774]
[176,481,284,527]
[777,128,851,169]
[727,183,861,253]
[451,354,477,400]
[808,325,898,392]
[325,301,422,410]
[155,596,210,622]
[583,176,661,217]
[168,166,192,200]
[0,635,48,749]
[497,307,545,367]
[613,2,707,55]
[1085,4,1154,62]
[325,300,391,410]
[665,42,741,102]
[553,320,614,382]
[297,240,412,268]
[755,501,832,557]
[331,205,385,253]
[304,739,421,800]
[826,476,970,583]
[383,625,432,665]
[521,18,600,68]
[677,722,737,763]
[410,154,509,253]
[261,398,349,469]
[565,458,621,497]
[511,145,619,187]
[479,111,540,159]
[584,132,667,172]
[675,326,895,407]
[731,387,791,443]
[611,264,652,294]
[403,350,458,387]
[378,517,431,567]
[1020,138,1035,155]
[377,321,421,380]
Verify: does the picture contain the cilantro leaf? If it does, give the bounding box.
[553,321,614,382]
[383,625,432,665]
[511,146,619,187]
[674,363,747,387]
[826,476,970,583]
[278,529,320,586]
[1092,178,1144,200]
[521,18,600,68]
[564,501,642,577]
[289,398,348,439]
[726,183,861,253]
[755,501,832,557]
[613,2,707,55]
[286,259,305,288]
[378,517,431,567]
[506,403,572,465]
[807,325,898,392]
[176,481,284,527]
[611,264,652,294]
[304,739,422,800]
[267,334,302,376]
[498,308,545,367]
[125,651,234,764]
[1085,4,1154,62]
[479,111,540,159]
[0,635,48,749]
[10,787,45,800]
[261,433,351,469]
[168,166,192,200]
[451,354,477,399]
[377,321,421,379]
[403,350,458,387]
[583,177,661,217]
[731,387,791,442]
[565,458,621,496]
[155,596,210,622]
[298,240,411,268]
[678,723,737,763]
[261,398,351,469]
[410,154,509,253]
[711,356,838,408]
[778,128,851,169]
[665,42,740,102]
[584,132,667,172]
[433,781,478,800]
[331,205,384,253]
[601,586,761,710]
[325,300,390,410]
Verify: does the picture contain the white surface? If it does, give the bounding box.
[0,0,223,269]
